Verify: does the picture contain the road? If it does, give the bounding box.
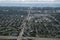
[0,36,60,40]
[17,7,31,40]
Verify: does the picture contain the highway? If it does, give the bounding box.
[17,7,31,40]
[0,36,60,40]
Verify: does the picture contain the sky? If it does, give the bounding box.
[0,0,60,7]
[0,0,59,3]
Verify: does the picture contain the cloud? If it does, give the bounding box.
[0,0,59,3]
[0,0,55,2]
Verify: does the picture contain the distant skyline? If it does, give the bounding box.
[0,0,60,7]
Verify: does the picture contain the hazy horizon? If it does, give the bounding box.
[0,0,60,7]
